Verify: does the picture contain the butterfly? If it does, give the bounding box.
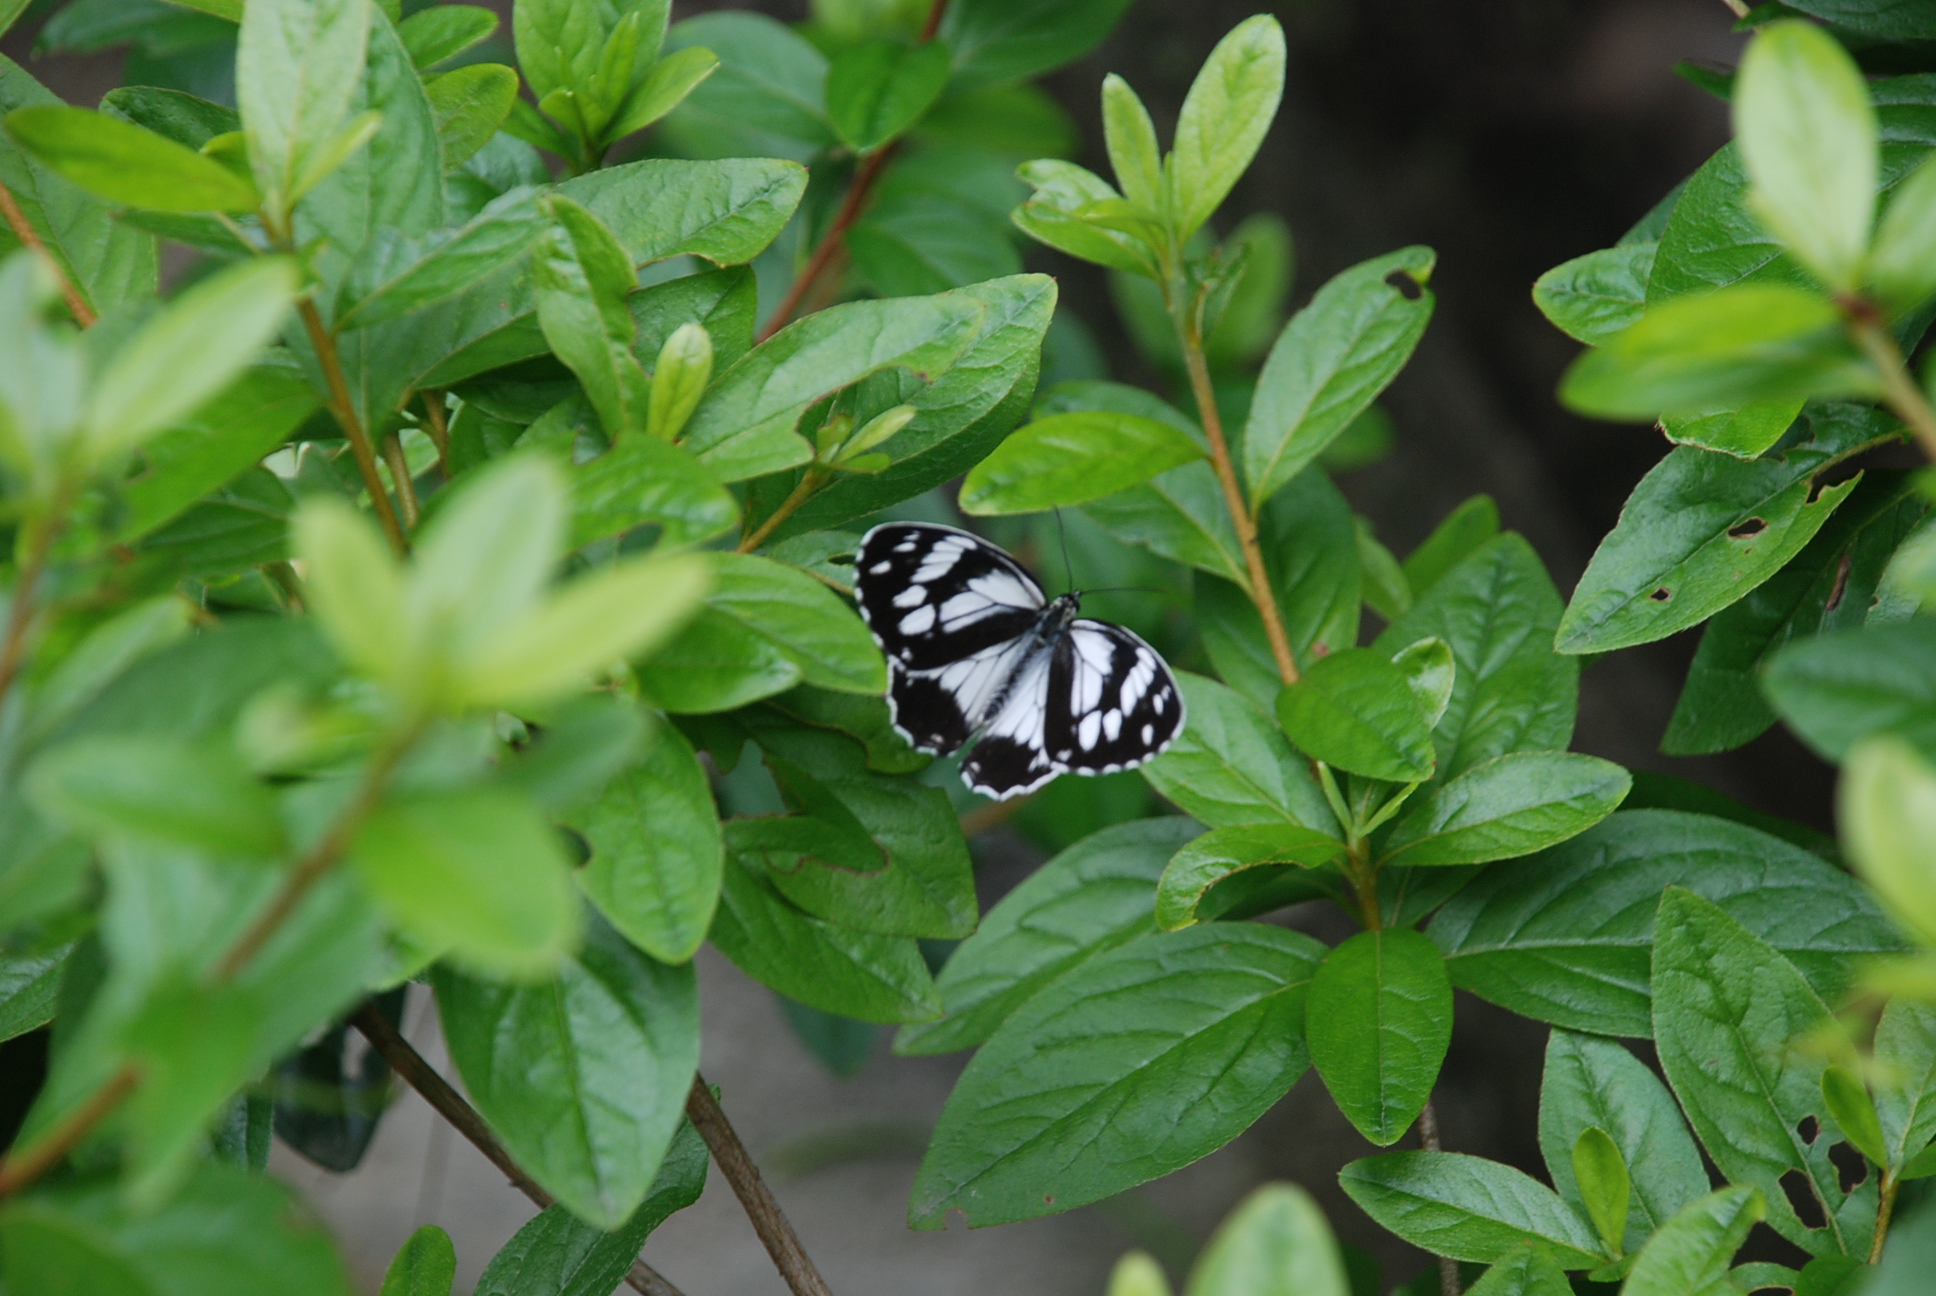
[853,522,1185,800]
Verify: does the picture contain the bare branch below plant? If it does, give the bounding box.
[686,1074,837,1296]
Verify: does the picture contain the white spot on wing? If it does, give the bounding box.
[899,605,936,634]
[892,585,926,608]
[1103,709,1122,742]
[1078,711,1101,750]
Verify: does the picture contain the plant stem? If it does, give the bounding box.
[382,433,421,530]
[919,0,950,39]
[686,1074,836,1296]
[0,1063,139,1197]
[295,298,409,555]
[420,389,451,471]
[0,511,60,711]
[1850,316,1936,463]
[757,148,896,344]
[350,1003,688,1296]
[1872,1168,1899,1263]
[0,180,95,326]
[1417,1099,1460,1296]
[739,468,826,552]
[1178,321,1300,684]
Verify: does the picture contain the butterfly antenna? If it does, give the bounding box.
[1055,507,1074,593]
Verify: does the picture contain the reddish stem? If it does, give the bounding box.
[0,179,96,326]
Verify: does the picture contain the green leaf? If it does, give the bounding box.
[658,13,833,161]
[5,106,258,211]
[1402,496,1500,599]
[1871,152,1936,310]
[1307,929,1452,1147]
[606,45,720,144]
[959,410,1205,515]
[1842,736,1936,948]
[1141,672,1339,834]
[1570,1128,1628,1258]
[1086,461,1247,585]
[1822,1065,1889,1168]
[27,734,286,860]
[1765,621,1936,763]
[473,1118,707,1296]
[555,157,807,269]
[574,720,721,966]
[513,0,660,108]
[1874,999,1936,1172]
[1429,809,1905,1037]
[1734,21,1875,291]
[827,38,950,151]
[1532,243,1655,345]
[1155,824,1345,931]
[1276,647,1436,783]
[424,64,518,171]
[681,293,985,482]
[1012,159,1156,276]
[237,0,371,213]
[1464,1245,1572,1296]
[910,924,1323,1228]
[434,911,697,1229]
[940,0,1132,91]
[0,1162,352,1296]
[352,785,577,978]
[380,1226,455,1296]
[1244,246,1436,508]
[1539,1030,1708,1255]
[895,817,1201,1056]
[1665,470,1924,755]
[1621,1186,1765,1296]
[1112,1253,1174,1296]
[692,554,882,693]
[81,257,296,466]
[1167,15,1284,240]
[0,946,71,1045]
[1338,1151,1604,1268]
[1554,403,1893,654]
[397,3,495,69]
[535,195,651,441]
[1185,1183,1349,1296]
[1101,74,1162,213]
[561,404,741,551]
[708,855,940,1023]
[1653,887,1874,1255]
[1561,285,1871,420]
[0,57,157,318]
[1660,400,1803,462]
[337,188,545,330]
[1377,752,1630,869]
[1390,636,1454,729]
[1357,520,1412,621]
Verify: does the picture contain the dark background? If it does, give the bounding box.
[3,2,1826,1290]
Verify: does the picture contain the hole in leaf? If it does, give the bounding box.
[1824,550,1853,613]
[1649,587,1672,602]
[1830,1141,1868,1193]
[1384,269,1423,300]
[1727,517,1767,539]
[1043,1194,1055,1205]
[830,553,856,566]
[1780,1169,1828,1229]
[1798,1115,1820,1144]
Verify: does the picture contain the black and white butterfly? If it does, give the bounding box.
[854,522,1185,800]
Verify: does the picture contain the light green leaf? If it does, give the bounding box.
[606,46,720,144]
[352,785,578,978]
[647,322,712,442]
[337,188,545,330]
[1338,1150,1603,1268]
[237,0,372,214]
[1764,621,1936,763]
[1842,736,1936,948]
[895,817,1202,1057]
[1275,647,1436,783]
[1012,158,1155,276]
[959,410,1204,515]
[434,911,697,1228]
[910,924,1323,1228]
[1101,74,1162,214]
[1378,752,1630,869]
[1155,823,1344,931]
[1401,495,1499,599]
[1620,1186,1764,1296]
[380,1225,455,1296]
[1532,243,1655,345]
[1874,998,1936,1172]
[1464,1245,1572,1296]
[1652,887,1874,1256]
[397,3,495,69]
[574,720,722,965]
[1307,928,1452,1146]
[1185,1183,1348,1296]
[1822,1065,1889,1168]
[1390,636,1453,728]
[1570,1127,1628,1258]
[1870,152,1936,309]
[293,497,407,679]
[1243,246,1436,507]
[535,194,651,441]
[1735,20,1876,290]
[5,106,258,211]
[1167,15,1284,240]
[27,735,286,860]
[1112,1253,1175,1296]
[425,63,518,170]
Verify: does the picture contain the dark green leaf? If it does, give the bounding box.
[1533,243,1655,345]
[1763,620,1936,762]
[1554,403,1894,654]
[434,911,698,1230]
[895,818,1202,1056]
[1276,648,1436,783]
[1338,1151,1603,1268]
[1377,752,1630,869]
[940,0,1134,91]
[1155,823,1344,931]
[1141,672,1338,834]
[0,946,69,1044]
[630,265,757,374]
[1428,809,1905,1037]
[560,406,741,550]
[910,924,1323,1228]
[827,38,950,151]
[1307,929,1452,1146]
[1652,888,1874,1255]
[658,13,833,161]
[960,410,1204,515]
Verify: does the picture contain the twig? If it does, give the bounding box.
[350,1004,689,1296]
[686,1074,835,1296]
[382,434,421,530]
[0,1064,139,1197]
[1850,314,1936,463]
[0,513,59,709]
[1872,1168,1899,1263]
[295,298,409,555]
[757,147,896,344]
[420,389,451,472]
[919,0,950,40]
[1417,1100,1461,1296]
[739,469,826,552]
[1178,326,1300,684]
[959,795,1028,837]
[0,179,95,326]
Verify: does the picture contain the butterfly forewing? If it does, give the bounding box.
[855,524,1044,671]
[1045,621,1185,776]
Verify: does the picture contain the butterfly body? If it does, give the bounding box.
[854,522,1185,800]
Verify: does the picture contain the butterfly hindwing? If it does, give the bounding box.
[1044,621,1185,776]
